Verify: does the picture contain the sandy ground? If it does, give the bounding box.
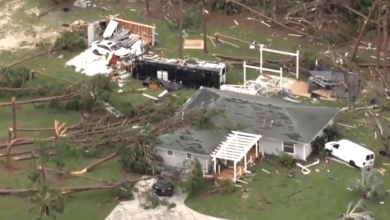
[105,176,227,220]
[0,0,59,51]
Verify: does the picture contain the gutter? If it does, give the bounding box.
[155,147,210,158]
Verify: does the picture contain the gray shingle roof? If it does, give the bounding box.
[157,87,339,155]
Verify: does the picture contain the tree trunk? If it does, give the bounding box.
[178,0,183,59]
[202,6,208,53]
[383,0,389,83]
[39,166,47,187]
[6,141,13,167]
[71,152,118,175]
[144,0,151,16]
[350,0,379,61]
[11,97,17,139]
[225,0,228,15]
[272,0,277,18]
[376,0,383,72]
[262,0,266,14]
[344,71,355,112]
[0,176,158,195]
[386,136,390,157]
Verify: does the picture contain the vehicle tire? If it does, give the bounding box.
[325,149,332,156]
[93,50,100,55]
[349,160,356,168]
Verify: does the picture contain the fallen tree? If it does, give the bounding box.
[0,175,158,195]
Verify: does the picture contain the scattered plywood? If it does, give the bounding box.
[183,39,204,49]
[289,81,336,101]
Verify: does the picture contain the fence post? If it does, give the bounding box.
[260,44,264,73]
[243,61,247,85]
[296,50,300,79]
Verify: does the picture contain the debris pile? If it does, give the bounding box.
[61,20,90,32]
[74,0,91,8]
[307,70,359,99]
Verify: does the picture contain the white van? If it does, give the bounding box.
[324,139,375,169]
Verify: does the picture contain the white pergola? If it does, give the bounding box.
[210,131,262,182]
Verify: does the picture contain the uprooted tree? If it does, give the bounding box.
[348,169,386,199]
[338,199,374,220]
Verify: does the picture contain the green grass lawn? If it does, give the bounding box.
[185,109,390,220]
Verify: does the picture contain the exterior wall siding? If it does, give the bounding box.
[156,148,209,171]
[292,143,305,160]
[157,118,335,168]
[261,138,305,160]
[303,143,312,160]
[260,138,283,156]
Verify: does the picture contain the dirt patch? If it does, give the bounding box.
[0,0,26,26]
[0,0,59,51]
[1,162,24,175]
[0,25,59,51]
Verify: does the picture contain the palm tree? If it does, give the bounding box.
[348,169,385,199]
[338,199,374,220]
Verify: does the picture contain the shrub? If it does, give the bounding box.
[323,126,339,141]
[311,136,325,155]
[184,11,202,29]
[184,159,204,195]
[279,153,294,167]
[54,31,87,52]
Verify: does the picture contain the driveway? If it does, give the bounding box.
[105,177,226,220]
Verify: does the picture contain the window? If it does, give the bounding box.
[332,144,340,149]
[166,150,173,157]
[110,44,120,51]
[186,154,192,159]
[283,142,295,154]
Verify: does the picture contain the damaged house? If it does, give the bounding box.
[131,59,227,89]
[155,87,339,172]
[308,70,359,99]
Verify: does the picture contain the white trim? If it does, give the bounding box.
[156,147,208,158]
[166,150,174,157]
[210,131,262,182]
[186,153,192,159]
[282,141,295,155]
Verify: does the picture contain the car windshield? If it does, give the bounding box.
[109,43,120,51]
[156,179,171,188]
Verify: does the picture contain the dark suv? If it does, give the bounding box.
[153,177,174,197]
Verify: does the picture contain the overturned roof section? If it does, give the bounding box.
[180,87,339,144]
[308,70,359,98]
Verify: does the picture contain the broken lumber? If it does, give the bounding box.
[215,33,252,46]
[227,0,308,37]
[0,93,81,108]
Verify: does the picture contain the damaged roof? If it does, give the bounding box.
[157,87,339,155]
[157,128,229,155]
